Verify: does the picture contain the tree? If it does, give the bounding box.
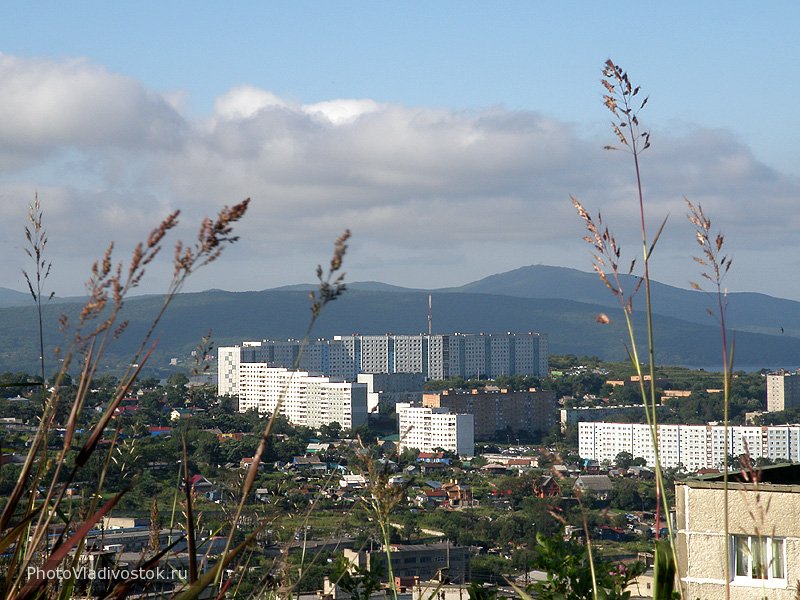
[167,373,189,388]
[531,533,643,599]
[195,430,222,466]
[615,451,634,469]
[319,421,342,440]
[399,511,419,542]
[331,556,384,600]
[609,478,642,511]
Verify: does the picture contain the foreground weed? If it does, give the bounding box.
[1,197,250,599]
[687,200,734,597]
[573,60,679,598]
[210,229,350,596]
[22,194,54,390]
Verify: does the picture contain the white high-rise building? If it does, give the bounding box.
[396,403,474,457]
[236,365,367,430]
[218,341,268,397]
[218,332,548,389]
[579,422,800,472]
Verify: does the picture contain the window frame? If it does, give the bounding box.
[730,534,787,587]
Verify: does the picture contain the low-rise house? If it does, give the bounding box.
[574,475,614,500]
[378,437,398,454]
[419,461,448,475]
[481,463,508,476]
[217,432,248,442]
[186,474,215,498]
[339,474,366,490]
[582,459,601,474]
[240,457,263,470]
[113,405,140,418]
[415,582,519,600]
[533,475,561,499]
[170,408,193,421]
[417,451,450,465]
[506,457,537,471]
[596,526,628,542]
[624,567,656,598]
[421,488,448,508]
[695,468,721,476]
[291,455,327,473]
[552,463,581,477]
[626,465,654,479]
[306,442,332,454]
[440,481,476,508]
[6,395,30,403]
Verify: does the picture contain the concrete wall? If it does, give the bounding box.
[676,481,800,599]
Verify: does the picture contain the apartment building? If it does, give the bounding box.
[396,403,474,457]
[344,543,475,584]
[560,404,669,429]
[217,332,548,392]
[422,388,555,440]
[579,422,800,472]
[676,464,800,598]
[235,365,367,430]
[767,370,800,412]
[357,372,424,412]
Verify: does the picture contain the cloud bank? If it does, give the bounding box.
[1,53,798,299]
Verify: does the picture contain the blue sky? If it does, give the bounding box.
[2,2,800,299]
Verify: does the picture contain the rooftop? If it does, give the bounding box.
[690,462,800,487]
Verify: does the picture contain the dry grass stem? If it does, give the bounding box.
[1,198,250,600]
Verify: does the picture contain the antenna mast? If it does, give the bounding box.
[428,294,432,335]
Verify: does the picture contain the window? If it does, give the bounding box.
[732,535,785,582]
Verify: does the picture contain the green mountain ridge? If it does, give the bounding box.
[443,265,800,338]
[0,281,798,375]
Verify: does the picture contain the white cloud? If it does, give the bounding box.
[214,85,288,120]
[0,53,185,160]
[1,54,799,299]
[302,99,383,125]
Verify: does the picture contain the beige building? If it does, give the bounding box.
[675,464,800,598]
[422,388,555,440]
[344,543,475,584]
[766,370,800,412]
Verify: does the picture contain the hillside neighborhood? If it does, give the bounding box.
[2,338,798,597]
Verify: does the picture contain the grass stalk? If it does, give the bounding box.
[22,194,54,391]
[575,59,682,597]
[687,201,733,598]
[2,198,250,599]
[182,432,199,584]
[213,230,350,592]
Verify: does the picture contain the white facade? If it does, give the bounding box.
[217,345,241,397]
[396,403,474,457]
[579,422,800,472]
[217,332,548,387]
[235,365,367,430]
